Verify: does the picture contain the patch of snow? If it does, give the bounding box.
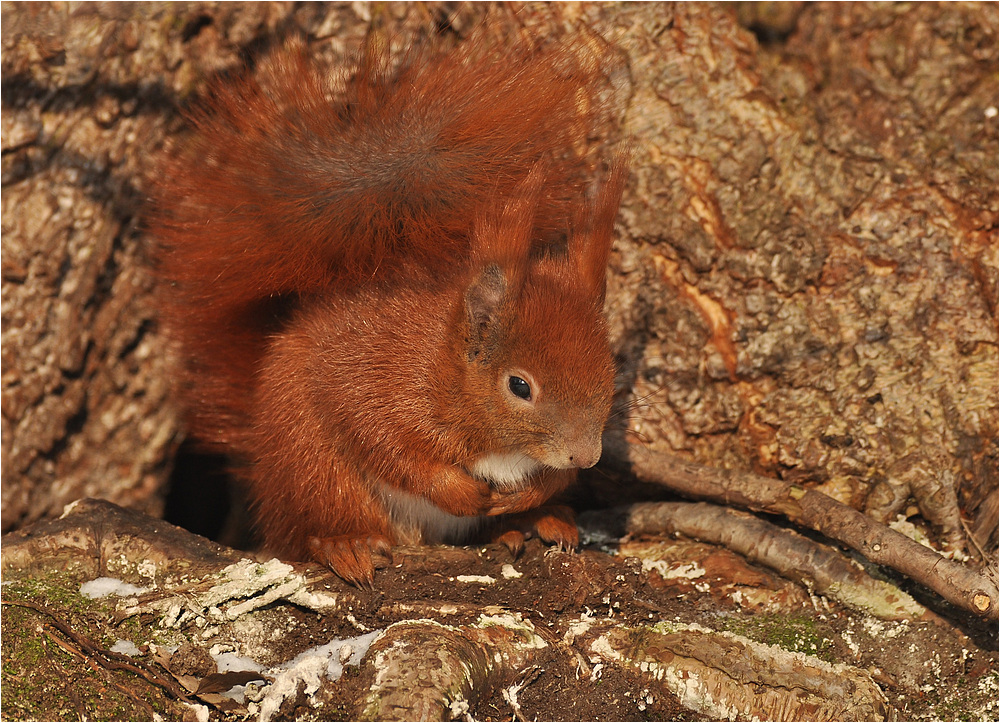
[213,651,265,674]
[110,639,142,656]
[257,631,380,721]
[284,632,378,678]
[500,564,523,579]
[79,577,149,599]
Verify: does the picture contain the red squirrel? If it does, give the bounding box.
[152,33,627,585]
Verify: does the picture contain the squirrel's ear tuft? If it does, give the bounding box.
[470,161,548,279]
[463,162,550,361]
[570,148,630,303]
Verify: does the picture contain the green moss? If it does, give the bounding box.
[5,569,174,647]
[2,602,88,720]
[2,571,183,720]
[718,613,835,662]
[2,606,177,720]
[4,570,114,615]
[116,613,153,642]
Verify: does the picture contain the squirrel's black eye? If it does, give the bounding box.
[508,375,531,400]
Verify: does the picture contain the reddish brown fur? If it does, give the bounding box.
[152,33,627,585]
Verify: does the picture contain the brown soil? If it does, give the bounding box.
[2,509,997,721]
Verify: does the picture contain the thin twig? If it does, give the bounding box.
[42,628,159,720]
[960,514,988,563]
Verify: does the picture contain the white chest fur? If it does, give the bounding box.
[378,484,481,545]
[468,452,541,491]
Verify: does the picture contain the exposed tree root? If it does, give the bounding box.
[586,501,927,620]
[355,617,546,721]
[9,500,1000,720]
[574,619,891,722]
[605,444,999,620]
[0,499,910,721]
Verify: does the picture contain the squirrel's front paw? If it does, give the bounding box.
[308,534,393,588]
[484,468,576,516]
[424,468,494,517]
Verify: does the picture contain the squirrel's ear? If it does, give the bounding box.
[570,148,630,303]
[465,264,506,360]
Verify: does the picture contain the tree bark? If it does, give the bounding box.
[601,1,997,561]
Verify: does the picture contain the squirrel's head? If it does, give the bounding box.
[456,156,628,483]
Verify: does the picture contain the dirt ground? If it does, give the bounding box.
[1,500,996,721]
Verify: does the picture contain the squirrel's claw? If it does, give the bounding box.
[531,505,580,551]
[493,528,527,557]
[308,534,393,588]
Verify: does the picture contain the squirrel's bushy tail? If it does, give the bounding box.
[152,33,616,446]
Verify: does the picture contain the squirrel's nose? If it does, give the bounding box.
[566,433,602,469]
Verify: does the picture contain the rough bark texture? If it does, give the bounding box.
[600,449,998,619]
[601,2,997,560]
[596,500,930,620]
[2,3,180,530]
[573,619,891,721]
[0,1,385,532]
[2,0,995,559]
